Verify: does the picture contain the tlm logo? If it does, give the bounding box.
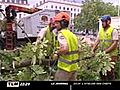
[7,81,19,87]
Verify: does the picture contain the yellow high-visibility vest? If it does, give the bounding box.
[57,28,79,72]
[99,26,118,56]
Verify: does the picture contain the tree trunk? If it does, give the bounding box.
[13,59,57,68]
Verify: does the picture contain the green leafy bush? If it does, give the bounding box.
[1,39,52,81]
[77,41,115,81]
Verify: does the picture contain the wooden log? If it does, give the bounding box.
[13,60,35,68]
[13,59,57,68]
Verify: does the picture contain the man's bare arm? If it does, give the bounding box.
[91,38,100,52]
[105,40,118,53]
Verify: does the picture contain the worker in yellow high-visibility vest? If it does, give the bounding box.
[92,15,119,80]
[53,12,79,81]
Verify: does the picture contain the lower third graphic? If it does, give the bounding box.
[7,81,19,87]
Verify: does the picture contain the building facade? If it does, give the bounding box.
[33,0,82,25]
[0,0,29,19]
[1,0,28,4]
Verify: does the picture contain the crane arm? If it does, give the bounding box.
[5,5,41,22]
[6,5,40,14]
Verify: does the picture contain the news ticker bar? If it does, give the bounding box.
[0,81,120,88]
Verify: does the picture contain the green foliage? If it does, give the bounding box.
[0,19,6,31]
[77,41,115,81]
[0,50,16,70]
[14,38,48,65]
[78,41,92,59]
[15,65,47,81]
[1,39,51,81]
[115,59,120,80]
[74,0,118,31]
[1,66,48,81]
[1,37,119,81]
[96,51,115,76]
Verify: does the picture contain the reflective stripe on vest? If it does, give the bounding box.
[65,50,78,55]
[59,58,79,64]
[102,40,112,42]
[57,28,79,72]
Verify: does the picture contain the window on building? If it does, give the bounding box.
[24,1,27,4]
[21,0,24,4]
[19,14,22,18]
[40,1,42,5]
[63,7,65,10]
[33,5,35,8]
[74,13,76,17]
[36,3,39,7]
[11,0,15,3]
[55,6,57,9]
[0,5,2,8]
[7,0,10,2]
[67,8,69,10]
[74,8,76,11]
[26,0,28,4]
[2,0,5,2]
[71,13,72,17]
[71,8,73,11]
[71,20,73,24]
[19,0,22,4]
[46,6,48,8]
[43,0,45,3]
[59,6,61,9]
[51,5,53,8]
[16,0,19,3]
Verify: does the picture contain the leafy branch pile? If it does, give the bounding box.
[0,39,54,81]
[0,37,119,81]
[77,40,115,81]
[14,38,48,64]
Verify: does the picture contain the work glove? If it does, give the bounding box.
[32,42,37,45]
[52,51,59,60]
